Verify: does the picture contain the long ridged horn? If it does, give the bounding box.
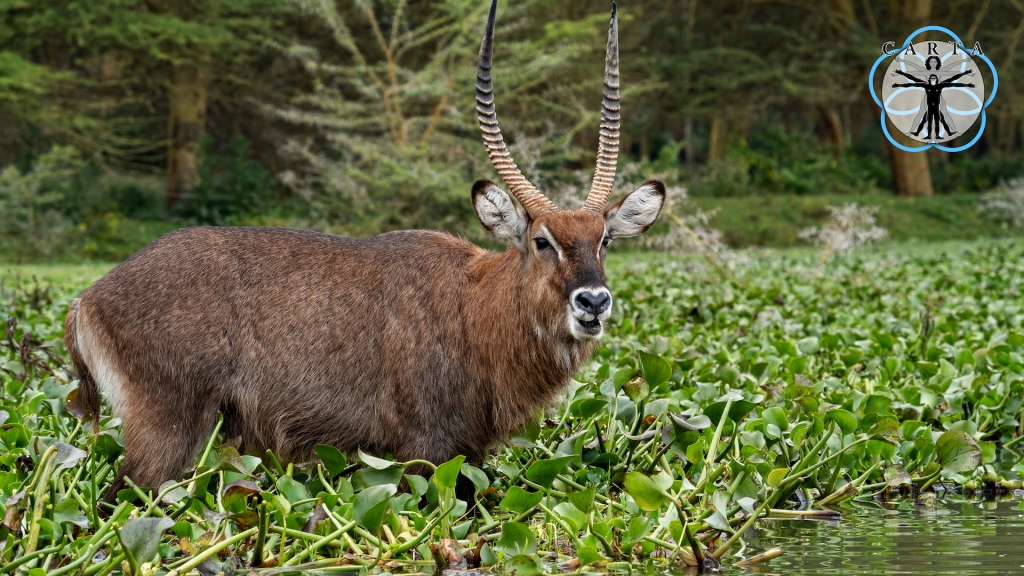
[477,0,558,217]
[582,1,620,212]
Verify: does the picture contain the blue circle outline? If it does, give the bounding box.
[869,25,997,153]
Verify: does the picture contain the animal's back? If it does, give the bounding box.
[66,226,487,493]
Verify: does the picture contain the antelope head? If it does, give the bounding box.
[472,0,665,342]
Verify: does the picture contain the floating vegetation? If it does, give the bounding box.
[2,241,1024,574]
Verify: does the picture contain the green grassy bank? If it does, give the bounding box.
[691,193,1015,247]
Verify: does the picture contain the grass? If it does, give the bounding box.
[689,192,1017,247]
[1,192,1016,266]
[1,239,1023,574]
[1,263,115,287]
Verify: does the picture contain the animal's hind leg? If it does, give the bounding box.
[104,390,219,504]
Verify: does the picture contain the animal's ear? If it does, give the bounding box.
[605,180,666,238]
[473,180,529,249]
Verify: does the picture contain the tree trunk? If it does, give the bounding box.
[902,0,932,28]
[928,147,949,165]
[685,115,694,173]
[817,106,845,153]
[166,59,210,210]
[731,112,751,146]
[888,131,933,196]
[708,115,726,164]
[995,114,1017,155]
[887,0,933,197]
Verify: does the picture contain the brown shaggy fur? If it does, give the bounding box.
[64,191,664,501]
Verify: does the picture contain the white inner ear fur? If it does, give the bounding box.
[475,184,527,248]
[606,183,664,238]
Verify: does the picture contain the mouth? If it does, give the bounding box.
[571,316,604,340]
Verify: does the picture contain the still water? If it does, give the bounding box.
[720,496,1024,575]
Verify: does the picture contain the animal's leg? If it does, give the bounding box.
[104,392,219,504]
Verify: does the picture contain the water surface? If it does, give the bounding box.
[718,496,1024,576]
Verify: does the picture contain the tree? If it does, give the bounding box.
[0,0,286,207]
[886,0,934,197]
[270,0,585,231]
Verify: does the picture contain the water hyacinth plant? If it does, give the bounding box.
[2,241,1024,574]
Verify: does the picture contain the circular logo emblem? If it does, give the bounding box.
[881,42,984,144]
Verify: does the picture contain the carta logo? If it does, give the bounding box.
[869,26,997,153]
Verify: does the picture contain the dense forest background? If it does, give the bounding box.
[2,0,1023,260]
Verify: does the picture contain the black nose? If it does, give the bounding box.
[575,290,610,314]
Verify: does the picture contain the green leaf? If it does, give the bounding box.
[276,475,309,504]
[479,543,497,567]
[52,442,87,472]
[498,462,521,482]
[552,502,586,532]
[222,480,260,514]
[433,455,466,490]
[524,456,573,489]
[268,494,291,516]
[212,445,250,475]
[493,521,537,556]
[53,498,89,528]
[577,546,605,566]
[766,468,789,489]
[352,484,396,533]
[499,486,543,513]
[704,399,757,425]
[568,485,597,514]
[623,471,668,512]
[868,417,902,438]
[406,474,428,498]
[651,470,673,493]
[706,509,732,532]
[862,394,893,415]
[120,517,174,564]
[638,350,673,387]
[569,397,608,419]
[614,367,637,389]
[761,406,789,432]
[315,444,347,477]
[797,336,819,355]
[157,480,189,505]
[885,465,912,488]
[979,440,997,464]
[712,488,731,514]
[460,463,489,494]
[675,414,712,430]
[505,554,542,576]
[935,430,982,474]
[622,516,653,546]
[685,437,706,465]
[355,465,405,488]
[622,378,650,402]
[825,408,858,435]
[358,449,397,470]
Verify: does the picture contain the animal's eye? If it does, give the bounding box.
[601,236,612,247]
[534,237,551,250]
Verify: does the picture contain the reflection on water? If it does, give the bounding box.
[713,496,1024,576]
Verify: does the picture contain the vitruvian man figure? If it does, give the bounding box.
[890,55,975,141]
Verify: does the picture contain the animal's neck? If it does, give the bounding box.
[465,247,597,437]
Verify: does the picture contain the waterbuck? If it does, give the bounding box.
[65,0,664,502]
